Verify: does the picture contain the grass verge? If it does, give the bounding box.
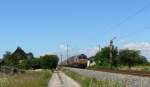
[63,69,121,87]
[0,70,51,87]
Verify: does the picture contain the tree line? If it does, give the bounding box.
[94,46,149,69]
[0,47,59,70]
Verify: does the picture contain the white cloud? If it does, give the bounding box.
[123,42,150,61]
[59,44,99,58]
[59,44,71,51]
[78,47,99,57]
[59,42,150,61]
[59,44,66,50]
[79,49,88,53]
[124,42,150,51]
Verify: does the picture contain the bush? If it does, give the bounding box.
[40,55,59,69]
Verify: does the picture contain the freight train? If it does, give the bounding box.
[61,54,88,68]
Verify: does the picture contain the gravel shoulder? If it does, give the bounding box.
[66,67,150,87]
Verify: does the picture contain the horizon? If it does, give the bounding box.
[0,0,150,61]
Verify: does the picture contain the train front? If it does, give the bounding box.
[78,54,88,68]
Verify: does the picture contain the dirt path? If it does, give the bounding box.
[48,72,62,87]
[48,71,81,87]
[59,72,81,87]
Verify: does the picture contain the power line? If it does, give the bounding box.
[116,27,150,42]
[114,4,150,28]
[110,4,150,42]
[104,3,150,35]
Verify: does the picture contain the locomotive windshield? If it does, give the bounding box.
[79,54,87,59]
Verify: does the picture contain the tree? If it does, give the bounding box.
[40,55,59,69]
[118,49,147,69]
[2,47,30,69]
[10,47,28,67]
[111,47,119,67]
[1,47,60,70]
[136,56,148,65]
[0,59,4,66]
[95,46,119,67]
[30,58,41,69]
[2,51,12,65]
[95,47,109,66]
[17,59,31,69]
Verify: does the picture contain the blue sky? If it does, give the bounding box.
[0,0,150,60]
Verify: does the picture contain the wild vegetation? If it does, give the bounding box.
[0,70,51,87]
[94,46,149,69]
[0,47,59,70]
[0,47,56,87]
[63,69,121,87]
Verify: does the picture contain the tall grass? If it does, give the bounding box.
[63,69,121,87]
[0,70,51,87]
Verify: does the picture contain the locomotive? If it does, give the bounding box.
[62,54,88,68]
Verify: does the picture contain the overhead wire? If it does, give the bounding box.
[114,4,150,28]
[108,3,150,42]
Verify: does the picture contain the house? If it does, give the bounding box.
[87,56,96,67]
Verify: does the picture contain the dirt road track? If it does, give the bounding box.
[48,71,80,87]
[48,72,62,87]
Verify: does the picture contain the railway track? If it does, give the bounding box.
[89,68,150,77]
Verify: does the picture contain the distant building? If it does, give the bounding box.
[87,56,96,67]
[0,59,2,64]
[26,52,34,60]
[0,59,4,66]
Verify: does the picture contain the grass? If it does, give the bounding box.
[0,70,51,87]
[63,69,121,87]
[118,65,150,71]
[88,65,150,72]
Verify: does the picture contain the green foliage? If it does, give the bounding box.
[95,46,119,67]
[17,60,31,69]
[95,47,109,65]
[94,46,148,69]
[2,47,59,70]
[118,49,148,69]
[30,58,41,69]
[2,47,31,69]
[0,70,51,87]
[40,55,59,69]
[2,51,12,66]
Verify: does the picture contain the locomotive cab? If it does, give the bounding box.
[78,54,88,68]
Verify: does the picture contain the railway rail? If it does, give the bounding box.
[88,68,150,77]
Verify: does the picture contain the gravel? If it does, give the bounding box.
[66,67,150,87]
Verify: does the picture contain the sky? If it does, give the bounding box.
[0,0,150,60]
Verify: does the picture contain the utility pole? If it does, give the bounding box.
[98,44,101,52]
[109,37,116,69]
[60,54,63,66]
[66,44,69,64]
